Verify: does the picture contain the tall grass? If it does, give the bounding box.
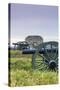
[9,50,58,86]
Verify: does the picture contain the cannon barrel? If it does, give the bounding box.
[22,48,57,54]
[22,49,36,54]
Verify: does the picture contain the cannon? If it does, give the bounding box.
[22,41,58,70]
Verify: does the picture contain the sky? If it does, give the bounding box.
[10,3,58,44]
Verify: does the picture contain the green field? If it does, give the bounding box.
[8,50,58,87]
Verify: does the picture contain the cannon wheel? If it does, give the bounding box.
[32,41,58,70]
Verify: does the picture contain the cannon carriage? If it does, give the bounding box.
[22,41,58,70]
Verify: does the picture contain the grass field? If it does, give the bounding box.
[8,50,58,87]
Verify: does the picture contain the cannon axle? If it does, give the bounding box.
[49,60,57,70]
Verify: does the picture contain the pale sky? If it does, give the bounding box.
[10,3,58,44]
